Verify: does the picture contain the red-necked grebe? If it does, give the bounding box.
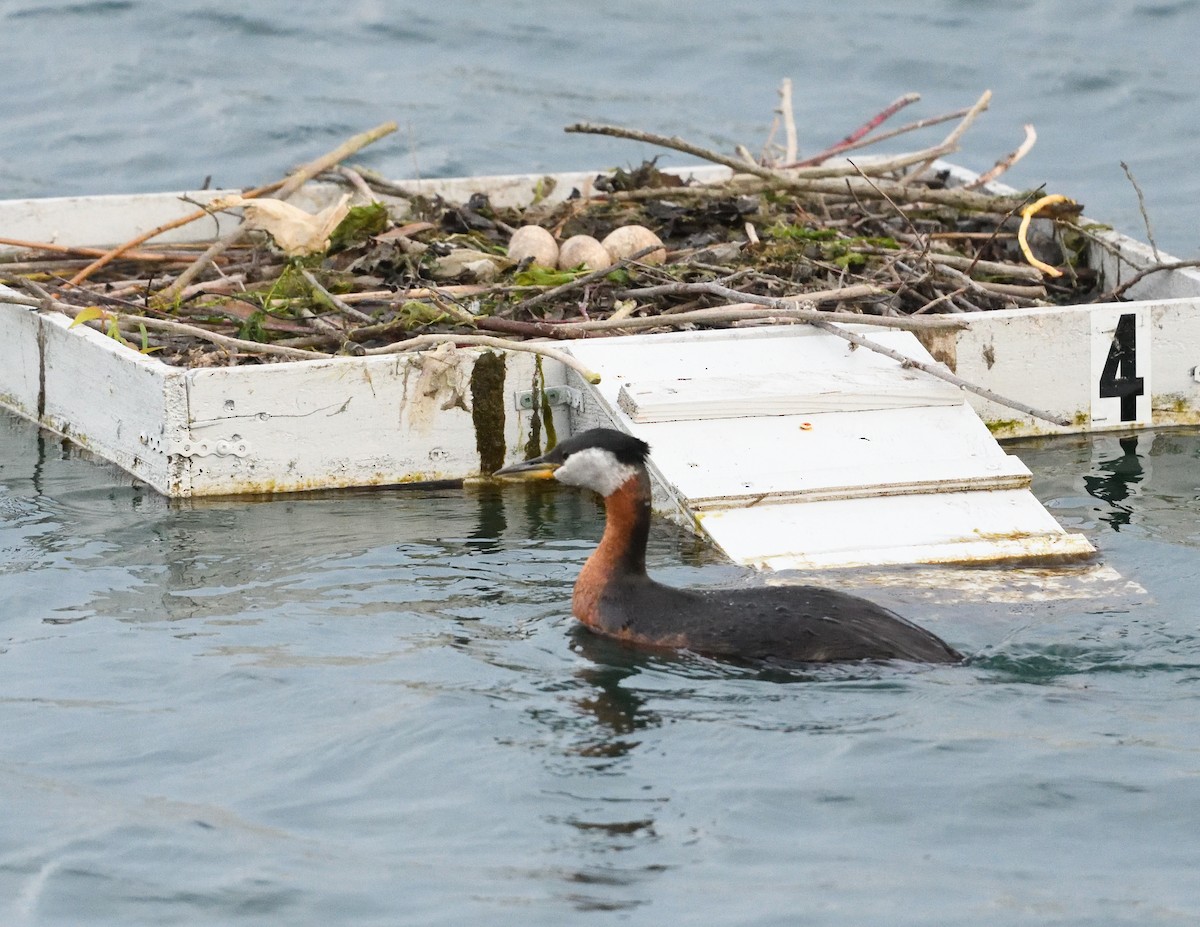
[495,428,962,665]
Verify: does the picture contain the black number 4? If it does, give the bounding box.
[1098,313,1144,421]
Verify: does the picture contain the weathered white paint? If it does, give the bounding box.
[563,325,1095,568]
[0,189,243,246]
[631,403,1032,508]
[0,286,567,496]
[175,347,563,495]
[924,297,1200,437]
[698,489,1092,570]
[0,299,43,417]
[1,303,186,491]
[617,368,962,421]
[930,163,1200,435]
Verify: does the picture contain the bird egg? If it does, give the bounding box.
[557,234,612,271]
[507,225,559,267]
[601,225,666,264]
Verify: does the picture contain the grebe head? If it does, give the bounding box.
[494,428,650,497]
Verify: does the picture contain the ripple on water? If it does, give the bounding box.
[4,417,1200,923]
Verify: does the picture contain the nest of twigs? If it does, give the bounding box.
[2,86,1139,369]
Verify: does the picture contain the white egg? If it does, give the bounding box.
[507,225,559,267]
[556,235,612,271]
[601,225,666,265]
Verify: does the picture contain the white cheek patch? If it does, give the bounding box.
[555,447,639,497]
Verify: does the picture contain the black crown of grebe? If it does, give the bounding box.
[496,428,961,665]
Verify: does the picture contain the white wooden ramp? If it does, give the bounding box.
[563,326,1095,570]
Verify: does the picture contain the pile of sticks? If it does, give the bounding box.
[0,86,1164,379]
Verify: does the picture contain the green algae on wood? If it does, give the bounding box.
[520,356,559,461]
[470,350,507,474]
[523,358,544,461]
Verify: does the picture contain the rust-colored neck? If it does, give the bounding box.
[572,468,651,630]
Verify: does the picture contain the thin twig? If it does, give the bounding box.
[0,237,206,264]
[932,263,1044,305]
[846,157,929,261]
[298,267,375,324]
[886,240,1044,282]
[788,92,921,167]
[777,78,798,165]
[902,89,991,183]
[65,181,286,286]
[614,281,962,330]
[965,124,1037,189]
[565,117,1031,212]
[1105,259,1200,300]
[7,288,330,360]
[618,280,891,306]
[1119,160,1162,263]
[566,121,960,181]
[912,286,969,314]
[788,106,970,168]
[338,165,378,202]
[805,319,1072,426]
[159,121,398,303]
[558,303,964,334]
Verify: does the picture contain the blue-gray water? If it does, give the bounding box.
[3,3,1200,924]
[1,0,1198,258]
[2,410,1199,926]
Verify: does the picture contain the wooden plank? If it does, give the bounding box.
[2,290,569,496]
[564,325,1094,568]
[617,368,961,421]
[931,297,1200,436]
[0,190,243,248]
[0,297,43,418]
[177,347,566,495]
[570,323,941,392]
[36,310,184,493]
[631,404,1030,506]
[698,489,1094,570]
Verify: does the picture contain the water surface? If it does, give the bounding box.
[2,412,1198,925]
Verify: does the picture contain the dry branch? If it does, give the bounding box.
[564,114,1034,213]
[6,288,330,360]
[806,318,1071,426]
[7,88,1127,373]
[66,181,287,286]
[159,121,398,302]
[965,124,1037,189]
[789,92,921,167]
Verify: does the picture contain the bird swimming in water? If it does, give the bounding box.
[495,427,962,666]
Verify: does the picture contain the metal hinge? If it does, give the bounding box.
[141,432,250,459]
[513,386,582,412]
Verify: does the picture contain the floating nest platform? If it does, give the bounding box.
[1,88,1180,370]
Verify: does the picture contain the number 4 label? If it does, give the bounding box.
[1090,308,1151,426]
